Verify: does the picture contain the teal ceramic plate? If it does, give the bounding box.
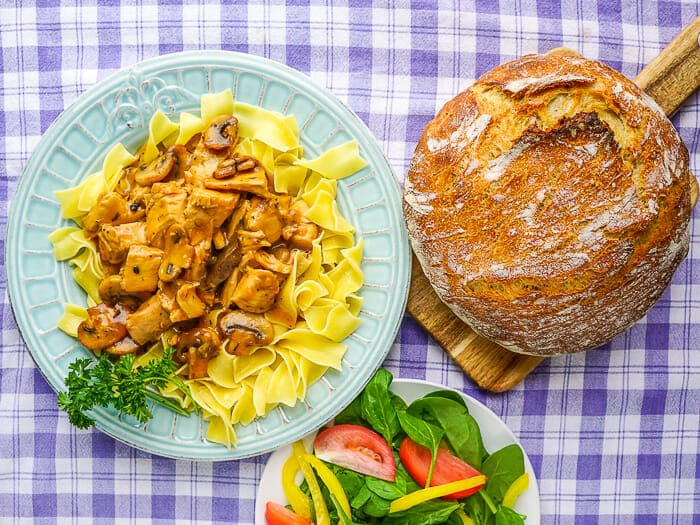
[254,379,541,524]
[6,51,410,460]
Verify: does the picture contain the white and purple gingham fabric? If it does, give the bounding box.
[1,1,699,523]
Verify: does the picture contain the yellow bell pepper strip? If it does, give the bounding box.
[292,440,330,525]
[302,453,352,519]
[502,472,530,509]
[329,493,354,525]
[281,451,313,519]
[455,509,475,525]
[389,475,487,514]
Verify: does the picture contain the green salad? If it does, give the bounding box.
[265,369,530,525]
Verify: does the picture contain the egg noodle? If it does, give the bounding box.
[49,90,366,447]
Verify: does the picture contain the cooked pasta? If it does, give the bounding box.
[51,89,366,447]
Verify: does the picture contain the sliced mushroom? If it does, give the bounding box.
[184,132,201,153]
[206,237,242,288]
[175,327,221,379]
[203,115,238,151]
[177,327,221,359]
[77,303,130,350]
[167,144,191,179]
[158,224,194,282]
[98,275,126,304]
[213,155,257,179]
[231,268,280,313]
[97,274,149,309]
[218,310,274,355]
[134,150,177,186]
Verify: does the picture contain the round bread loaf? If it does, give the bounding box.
[404,52,693,356]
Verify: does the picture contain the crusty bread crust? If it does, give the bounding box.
[404,53,692,356]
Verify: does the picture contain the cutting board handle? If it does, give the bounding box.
[634,16,700,116]
[406,17,700,392]
[635,15,700,207]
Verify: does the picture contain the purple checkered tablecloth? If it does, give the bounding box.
[1,1,699,523]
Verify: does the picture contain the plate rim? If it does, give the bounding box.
[254,377,541,524]
[5,50,411,461]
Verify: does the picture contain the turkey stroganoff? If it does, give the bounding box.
[50,90,366,447]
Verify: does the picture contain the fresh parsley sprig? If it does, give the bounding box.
[57,346,197,429]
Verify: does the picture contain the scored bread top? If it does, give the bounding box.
[404,53,692,356]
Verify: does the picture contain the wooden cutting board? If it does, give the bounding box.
[407,17,700,392]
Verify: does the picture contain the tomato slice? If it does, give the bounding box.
[265,501,312,525]
[313,424,396,482]
[399,437,486,499]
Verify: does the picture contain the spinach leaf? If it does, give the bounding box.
[361,369,401,445]
[396,411,444,452]
[464,492,489,525]
[366,476,406,500]
[329,464,406,523]
[397,411,444,486]
[381,500,461,525]
[350,485,372,509]
[330,465,366,503]
[423,389,468,408]
[335,395,366,426]
[394,453,422,493]
[326,451,408,522]
[446,511,465,525]
[362,491,391,518]
[481,444,524,505]
[494,506,526,525]
[390,391,408,412]
[407,396,487,469]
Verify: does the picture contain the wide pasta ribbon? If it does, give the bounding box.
[234,101,299,152]
[54,143,136,220]
[48,228,105,303]
[274,326,346,370]
[295,140,367,180]
[142,111,179,163]
[303,298,361,342]
[56,304,88,338]
[302,177,354,233]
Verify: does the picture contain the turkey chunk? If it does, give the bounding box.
[97,222,147,265]
[125,294,172,345]
[231,269,280,313]
[122,245,163,293]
